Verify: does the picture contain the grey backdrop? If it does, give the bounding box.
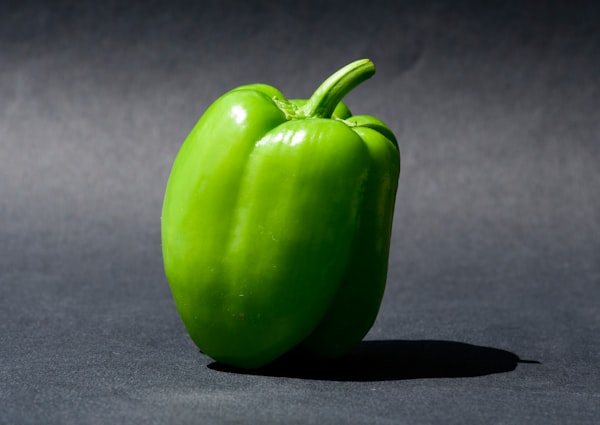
[1,1,599,424]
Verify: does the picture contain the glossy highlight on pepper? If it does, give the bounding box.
[161,59,400,369]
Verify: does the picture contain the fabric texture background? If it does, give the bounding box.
[1,1,598,423]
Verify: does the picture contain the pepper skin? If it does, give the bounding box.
[161,59,400,369]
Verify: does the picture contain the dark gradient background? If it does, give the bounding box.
[1,1,599,424]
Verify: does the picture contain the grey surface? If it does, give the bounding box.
[1,0,599,424]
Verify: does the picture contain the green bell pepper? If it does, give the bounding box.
[161,59,400,369]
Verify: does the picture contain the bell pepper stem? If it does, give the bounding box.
[301,59,376,119]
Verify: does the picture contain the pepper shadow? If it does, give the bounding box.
[208,339,538,381]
